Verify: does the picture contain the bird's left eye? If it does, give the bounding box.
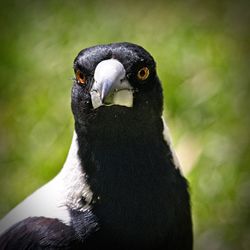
[76,70,86,85]
[137,67,150,81]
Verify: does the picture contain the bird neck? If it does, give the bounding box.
[74,109,178,202]
[73,111,186,245]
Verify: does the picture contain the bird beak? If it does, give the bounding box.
[90,59,133,109]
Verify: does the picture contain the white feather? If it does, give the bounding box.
[162,116,181,170]
[0,132,92,235]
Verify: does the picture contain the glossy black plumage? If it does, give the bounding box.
[0,42,192,250]
[0,217,80,249]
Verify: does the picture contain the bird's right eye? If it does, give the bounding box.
[76,70,87,85]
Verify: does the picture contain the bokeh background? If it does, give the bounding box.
[0,0,249,249]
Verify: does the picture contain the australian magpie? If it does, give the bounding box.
[0,42,193,249]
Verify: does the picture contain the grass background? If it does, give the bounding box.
[0,0,249,249]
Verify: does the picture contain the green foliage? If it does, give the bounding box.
[0,1,249,249]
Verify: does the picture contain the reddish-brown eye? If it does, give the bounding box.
[137,67,150,81]
[76,70,86,85]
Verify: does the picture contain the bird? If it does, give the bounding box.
[0,42,193,249]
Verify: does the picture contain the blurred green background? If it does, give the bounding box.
[0,0,249,249]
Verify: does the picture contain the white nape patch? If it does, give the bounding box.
[162,116,181,170]
[0,132,93,235]
[58,132,93,211]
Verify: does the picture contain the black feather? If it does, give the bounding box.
[0,217,81,249]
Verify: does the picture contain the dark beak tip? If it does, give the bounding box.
[101,81,112,102]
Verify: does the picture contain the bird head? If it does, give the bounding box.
[71,42,163,127]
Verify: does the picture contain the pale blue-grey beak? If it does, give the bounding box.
[90,59,133,109]
[100,79,114,102]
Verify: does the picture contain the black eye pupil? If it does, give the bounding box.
[140,70,145,77]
